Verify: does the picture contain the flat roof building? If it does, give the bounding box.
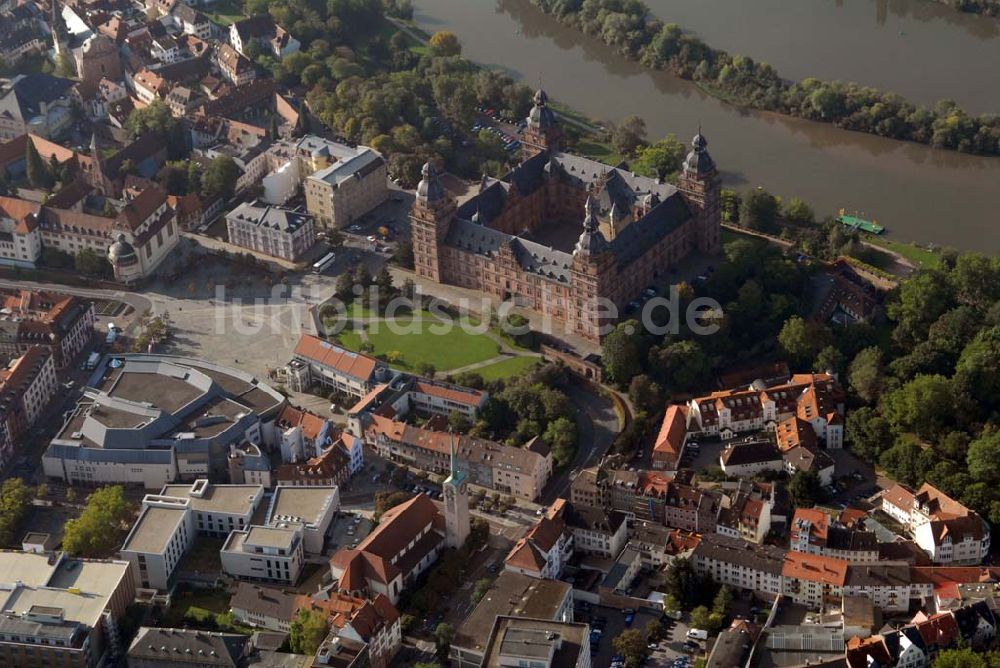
[481,616,591,668]
[0,551,134,668]
[451,571,573,668]
[42,354,285,488]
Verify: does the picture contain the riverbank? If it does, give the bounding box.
[525,0,999,156]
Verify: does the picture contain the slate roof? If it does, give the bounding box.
[447,149,691,279]
[0,74,75,122]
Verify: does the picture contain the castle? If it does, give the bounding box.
[410,89,722,341]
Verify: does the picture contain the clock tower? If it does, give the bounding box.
[443,435,470,549]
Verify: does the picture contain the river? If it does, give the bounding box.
[646,0,1000,114]
[411,0,1000,252]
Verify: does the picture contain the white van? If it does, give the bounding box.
[686,629,708,641]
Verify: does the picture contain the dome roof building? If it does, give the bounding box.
[682,131,716,177]
[415,161,446,204]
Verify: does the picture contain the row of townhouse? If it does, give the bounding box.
[571,467,776,544]
[847,602,998,668]
[0,346,57,468]
[882,483,991,565]
[790,507,880,563]
[505,499,575,579]
[0,291,96,369]
[652,372,846,472]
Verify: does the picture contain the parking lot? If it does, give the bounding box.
[575,603,699,667]
[327,510,373,553]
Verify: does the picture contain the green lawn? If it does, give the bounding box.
[160,589,251,633]
[205,0,245,25]
[473,356,541,381]
[867,237,942,270]
[355,320,501,371]
[573,138,620,165]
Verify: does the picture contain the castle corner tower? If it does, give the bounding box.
[521,89,564,160]
[443,434,470,549]
[678,130,722,255]
[410,161,455,283]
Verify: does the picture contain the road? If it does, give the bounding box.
[541,384,620,504]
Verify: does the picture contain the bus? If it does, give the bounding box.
[312,252,336,274]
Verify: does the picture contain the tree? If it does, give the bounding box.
[25,138,51,189]
[393,239,414,268]
[740,188,779,232]
[645,619,665,643]
[967,430,1000,486]
[788,470,822,508]
[202,156,240,201]
[429,31,462,57]
[779,316,830,367]
[848,346,885,403]
[932,647,989,668]
[373,490,412,521]
[126,100,184,157]
[648,340,712,393]
[612,115,648,158]
[846,406,894,463]
[448,409,469,433]
[0,479,33,546]
[632,135,685,180]
[543,416,576,467]
[471,578,491,604]
[815,345,845,374]
[289,608,328,655]
[783,197,815,224]
[75,248,110,277]
[375,266,394,295]
[690,605,713,631]
[628,374,663,414]
[417,362,436,378]
[434,622,455,661]
[954,326,1000,414]
[663,557,700,609]
[712,585,733,617]
[602,322,645,387]
[612,629,647,668]
[881,374,955,440]
[335,272,355,302]
[62,486,133,557]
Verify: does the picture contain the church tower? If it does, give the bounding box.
[443,434,470,549]
[521,89,564,160]
[409,161,455,283]
[50,0,67,57]
[677,130,722,255]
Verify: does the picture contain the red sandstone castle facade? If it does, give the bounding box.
[411,89,721,341]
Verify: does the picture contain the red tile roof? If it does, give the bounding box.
[781,551,848,587]
[294,334,378,382]
[653,404,687,467]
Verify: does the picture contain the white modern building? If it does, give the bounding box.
[266,485,339,555]
[221,525,304,585]
[42,354,284,488]
[119,494,196,592]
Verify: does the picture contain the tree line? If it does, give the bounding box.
[529,0,999,155]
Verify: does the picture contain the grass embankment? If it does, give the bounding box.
[474,355,541,381]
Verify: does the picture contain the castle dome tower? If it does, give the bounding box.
[573,195,610,258]
[678,129,722,255]
[521,88,564,160]
[443,434,470,549]
[410,161,456,282]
